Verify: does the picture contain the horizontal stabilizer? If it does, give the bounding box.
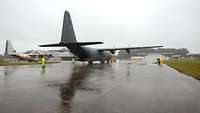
[39,43,66,47]
[75,42,103,46]
[39,42,103,47]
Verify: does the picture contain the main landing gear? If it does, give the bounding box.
[106,60,109,64]
[88,60,93,64]
[101,60,105,64]
[100,60,109,64]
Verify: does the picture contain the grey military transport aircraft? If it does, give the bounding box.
[40,11,163,63]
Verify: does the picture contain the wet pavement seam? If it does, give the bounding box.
[82,81,122,113]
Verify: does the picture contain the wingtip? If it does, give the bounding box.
[156,45,163,48]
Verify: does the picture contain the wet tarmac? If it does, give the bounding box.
[0,61,200,113]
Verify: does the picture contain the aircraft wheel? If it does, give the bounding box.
[88,61,93,64]
[106,60,109,64]
[101,60,104,64]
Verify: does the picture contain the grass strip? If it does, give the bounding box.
[165,59,200,80]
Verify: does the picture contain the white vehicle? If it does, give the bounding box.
[131,56,146,65]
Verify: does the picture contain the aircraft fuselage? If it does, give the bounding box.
[67,45,112,62]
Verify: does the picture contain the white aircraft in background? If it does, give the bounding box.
[4,40,55,62]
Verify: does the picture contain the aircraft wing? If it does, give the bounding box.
[39,42,103,47]
[97,46,163,54]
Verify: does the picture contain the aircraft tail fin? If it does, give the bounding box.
[39,11,103,47]
[4,40,16,56]
[61,11,77,43]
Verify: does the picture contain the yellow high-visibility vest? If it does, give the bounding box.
[41,57,46,65]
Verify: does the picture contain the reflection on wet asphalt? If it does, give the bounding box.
[0,61,200,113]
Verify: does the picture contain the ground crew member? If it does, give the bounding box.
[160,58,164,64]
[41,56,46,68]
[157,58,161,65]
[72,58,75,64]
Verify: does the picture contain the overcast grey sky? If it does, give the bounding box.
[0,0,200,54]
